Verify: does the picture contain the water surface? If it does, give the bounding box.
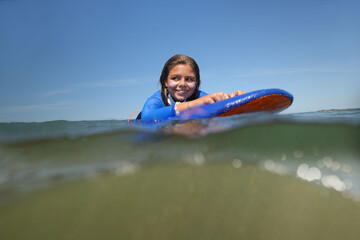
[0,109,359,239]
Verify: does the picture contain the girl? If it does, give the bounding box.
[139,54,245,121]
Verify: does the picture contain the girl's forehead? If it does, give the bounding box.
[169,64,195,75]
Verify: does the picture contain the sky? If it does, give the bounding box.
[0,0,359,122]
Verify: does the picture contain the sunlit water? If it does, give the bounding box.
[0,109,359,239]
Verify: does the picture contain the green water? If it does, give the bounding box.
[1,164,360,240]
[1,110,360,239]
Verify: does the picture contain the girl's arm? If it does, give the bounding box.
[140,90,245,120]
[176,90,246,113]
[141,100,175,121]
[140,91,209,121]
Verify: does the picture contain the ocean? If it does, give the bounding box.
[0,109,359,240]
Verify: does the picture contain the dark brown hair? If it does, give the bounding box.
[159,54,201,106]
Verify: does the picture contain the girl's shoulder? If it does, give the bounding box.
[198,90,208,97]
[144,90,165,106]
[148,90,161,98]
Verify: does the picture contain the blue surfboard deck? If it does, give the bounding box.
[169,88,293,121]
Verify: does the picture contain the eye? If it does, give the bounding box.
[171,76,180,81]
[186,77,196,82]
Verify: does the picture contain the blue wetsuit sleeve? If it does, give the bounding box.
[141,92,176,121]
[199,91,208,98]
[140,90,209,121]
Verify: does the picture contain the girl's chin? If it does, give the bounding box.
[174,94,188,101]
[174,97,185,102]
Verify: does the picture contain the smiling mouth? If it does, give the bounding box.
[177,90,187,95]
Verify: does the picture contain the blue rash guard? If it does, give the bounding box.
[140,90,208,121]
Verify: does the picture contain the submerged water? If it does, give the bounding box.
[0,109,359,239]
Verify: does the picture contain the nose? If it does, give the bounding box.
[179,78,187,86]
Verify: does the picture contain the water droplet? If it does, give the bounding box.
[307,167,322,181]
[297,164,309,179]
[321,175,346,192]
[232,159,242,168]
[341,164,352,174]
[264,159,276,171]
[293,150,304,158]
[322,156,333,168]
[331,161,341,172]
[317,160,325,168]
[263,160,288,175]
[192,152,205,165]
[297,164,321,181]
[115,162,138,176]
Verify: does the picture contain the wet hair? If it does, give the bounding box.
[159,54,201,106]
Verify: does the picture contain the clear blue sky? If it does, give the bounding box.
[1,0,359,122]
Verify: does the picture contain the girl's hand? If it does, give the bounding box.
[177,90,246,113]
[191,92,230,106]
[177,92,230,112]
[228,90,246,98]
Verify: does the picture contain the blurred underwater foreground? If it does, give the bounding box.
[0,109,359,239]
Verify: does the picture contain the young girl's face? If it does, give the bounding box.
[165,64,197,102]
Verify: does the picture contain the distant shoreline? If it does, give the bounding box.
[317,108,360,112]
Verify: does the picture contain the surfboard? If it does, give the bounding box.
[171,88,293,120]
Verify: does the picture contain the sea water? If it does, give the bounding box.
[0,109,359,240]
